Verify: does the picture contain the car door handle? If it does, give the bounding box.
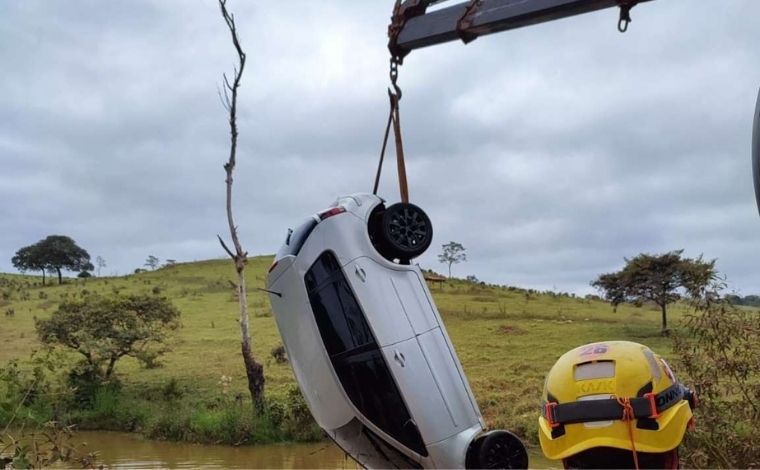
[394,350,405,367]
[354,265,366,282]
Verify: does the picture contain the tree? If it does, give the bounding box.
[11,244,47,285]
[95,256,106,277]
[725,294,760,307]
[216,0,265,412]
[12,235,93,285]
[36,294,180,379]
[144,255,160,270]
[438,241,467,278]
[592,250,716,333]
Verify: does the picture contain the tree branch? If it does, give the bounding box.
[217,234,236,260]
[217,85,230,112]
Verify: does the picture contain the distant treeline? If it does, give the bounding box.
[725,294,760,307]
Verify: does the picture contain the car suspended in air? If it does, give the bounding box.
[266,194,528,469]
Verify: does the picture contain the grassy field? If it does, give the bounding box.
[0,257,690,447]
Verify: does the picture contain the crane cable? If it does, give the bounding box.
[373,56,409,204]
[375,0,636,202]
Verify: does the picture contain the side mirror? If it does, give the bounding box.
[753,87,760,215]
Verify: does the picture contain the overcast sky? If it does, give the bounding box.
[1,0,759,295]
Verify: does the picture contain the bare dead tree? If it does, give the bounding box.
[217,0,265,412]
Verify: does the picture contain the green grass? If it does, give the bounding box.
[0,257,692,446]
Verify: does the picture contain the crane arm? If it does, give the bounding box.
[389,0,655,62]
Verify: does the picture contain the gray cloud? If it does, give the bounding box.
[1,0,759,295]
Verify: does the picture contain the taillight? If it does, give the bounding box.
[319,207,346,220]
[268,261,278,273]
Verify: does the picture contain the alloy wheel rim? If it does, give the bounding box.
[387,207,428,250]
[483,437,526,469]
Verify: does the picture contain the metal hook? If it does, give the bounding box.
[389,57,402,100]
[618,4,632,33]
[618,17,629,32]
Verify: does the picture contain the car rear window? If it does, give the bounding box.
[277,217,317,258]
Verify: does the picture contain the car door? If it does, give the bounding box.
[347,257,438,345]
[304,251,428,458]
[383,331,480,446]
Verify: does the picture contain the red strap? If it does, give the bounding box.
[643,392,661,419]
[616,397,640,470]
[544,402,560,428]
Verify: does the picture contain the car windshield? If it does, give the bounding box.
[276,217,318,259]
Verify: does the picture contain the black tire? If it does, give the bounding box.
[470,431,528,469]
[465,434,485,469]
[378,202,433,262]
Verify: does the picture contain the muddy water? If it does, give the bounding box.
[73,431,558,469]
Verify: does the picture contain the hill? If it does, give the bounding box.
[0,257,689,447]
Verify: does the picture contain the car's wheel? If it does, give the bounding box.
[377,202,433,262]
[465,434,485,469]
[469,431,528,469]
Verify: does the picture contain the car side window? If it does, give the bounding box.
[306,251,427,457]
[304,254,373,356]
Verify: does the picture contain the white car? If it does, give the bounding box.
[267,193,527,469]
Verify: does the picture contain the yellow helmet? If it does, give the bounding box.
[538,341,695,461]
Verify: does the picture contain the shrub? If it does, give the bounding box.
[265,398,287,426]
[37,294,180,379]
[135,349,166,369]
[145,409,192,441]
[270,344,287,364]
[0,349,72,426]
[162,378,184,401]
[283,385,322,441]
[0,422,99,468]
[673,282,760,468]
[68,363,109,408]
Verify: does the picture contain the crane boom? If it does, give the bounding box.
[389,0,655,61]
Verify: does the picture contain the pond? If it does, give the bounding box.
[71,431,559,469]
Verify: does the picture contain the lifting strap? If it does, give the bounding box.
[373,58,410,204]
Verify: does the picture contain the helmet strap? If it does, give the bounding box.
[616,396,640,470]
